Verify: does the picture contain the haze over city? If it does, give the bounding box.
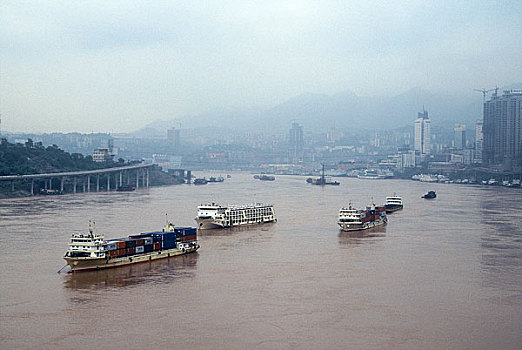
[1,0,521,133]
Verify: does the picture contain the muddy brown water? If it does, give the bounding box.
[1,173,521,349]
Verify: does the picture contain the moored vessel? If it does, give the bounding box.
[194,178,208,185]
[196,202,276,229]
[338,203,387,231]
[64,221,199,272]
[385,195,403,213]
[307,164,340,186]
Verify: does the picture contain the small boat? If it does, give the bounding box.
[422,191,436,199]
[208,176,224,183]
[307,164,340,186]
[116,184,135,192]
[193,178,208,185]
[385,195,403,213]
[259,175,275,181]
[357,169,387,179]
[40,189,63,195]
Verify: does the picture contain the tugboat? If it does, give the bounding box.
[63,221,199,272]
[385,195,403,213]
[193,178,208,185]
[422,191,437,199]
[208,176,225,183]
[307,164,340,186]
[338,203,387,231]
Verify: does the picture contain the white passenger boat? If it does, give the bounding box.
[196,203,276,229]
[385,195,403,213]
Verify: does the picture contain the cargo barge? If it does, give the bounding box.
[338,203,387,231]
[64,221,199,272]
[196,202,276,229]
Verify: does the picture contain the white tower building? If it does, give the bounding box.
[414,109,430,160]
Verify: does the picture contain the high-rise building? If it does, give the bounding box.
[414,109,430,160]
[167,127,181,149]
[483,90,522,169]
[474,120,483,163]
[453,124,466,149]
[288,122,304,163]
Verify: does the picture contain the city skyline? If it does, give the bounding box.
[1,1,521,133]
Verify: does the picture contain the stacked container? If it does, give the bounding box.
[174,227,198,243]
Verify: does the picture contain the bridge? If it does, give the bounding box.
[0,163,154,195]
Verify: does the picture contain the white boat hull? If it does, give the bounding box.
[338,218,387,232]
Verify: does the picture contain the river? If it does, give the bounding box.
[1,173,521,349]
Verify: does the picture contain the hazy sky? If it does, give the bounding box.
[1,0,521,133]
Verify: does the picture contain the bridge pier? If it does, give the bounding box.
[119,171,123,187]
[73,177,77,194]
[82,177,86,192]
[60,177,64,192]
[107,174,110,192]
[31,180,34,195]
[11,181,14,191]
[87,176,90,192]
[136,170,139,189]
[146,169,149,188]
[96,175,100,192]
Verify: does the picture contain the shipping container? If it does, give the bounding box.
[144,244,153,253]
[125,239,136,248]
[143,237,153,245]
[153,242,161,251]
[117,248,127,257]
[181,235,197,242]
[108,250,119,257]
[162,241,175,250]
[135,246,144,254]
[135,239,144,246]
[113,241,126,249]
[106,242,118,251]
[126,247,136,255]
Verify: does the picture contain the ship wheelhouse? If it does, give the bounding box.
[65,222,106,259]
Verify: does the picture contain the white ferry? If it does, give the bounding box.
[385,195,403,213]
[196,203,276,229]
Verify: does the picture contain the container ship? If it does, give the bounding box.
[196,202,276,229]
[384,195,403,213]
[64,221,199,272]
[338,203,387,231]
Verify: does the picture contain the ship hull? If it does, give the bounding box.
[64,246,199,272]
[196,218,276,230]
[196,218,226,229]
[338,218,387,232]
[385,204,403,213]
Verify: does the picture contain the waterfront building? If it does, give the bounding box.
[453,124,466,149]
[483,90,522,170]
[92,148,113,162]
[414,109,431,160]
[288,122,304,163]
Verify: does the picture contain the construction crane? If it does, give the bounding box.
[474,87,498,103]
